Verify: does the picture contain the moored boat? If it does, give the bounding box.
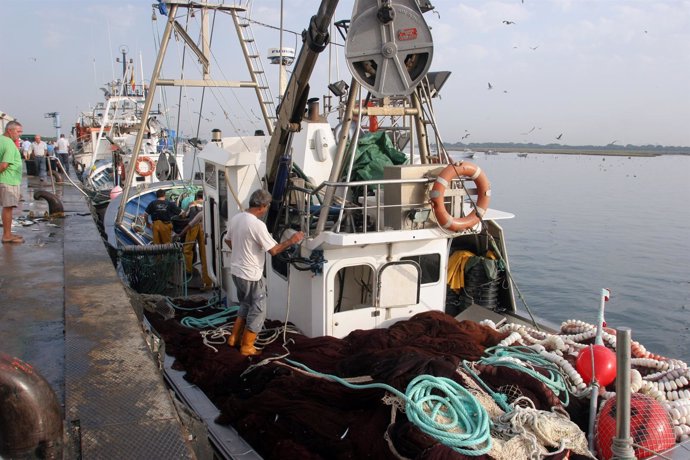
[104,1,690,459]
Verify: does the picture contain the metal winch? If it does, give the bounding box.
[345,0,434,97]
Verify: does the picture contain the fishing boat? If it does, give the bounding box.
[72,48,196,213]
[111,1,690,459]
[99,0,277,251]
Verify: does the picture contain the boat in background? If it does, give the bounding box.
[98,0,276,250]
[93,1,690,459]
[73,48,198,211]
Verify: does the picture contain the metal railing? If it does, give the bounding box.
[285,177,442,236]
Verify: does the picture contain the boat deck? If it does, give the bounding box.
[0,167,195,459]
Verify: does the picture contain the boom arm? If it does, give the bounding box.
[265,0,339,185]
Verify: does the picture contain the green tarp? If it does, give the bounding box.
[350,131,408,182]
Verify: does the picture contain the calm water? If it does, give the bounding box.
[451,152,690,363]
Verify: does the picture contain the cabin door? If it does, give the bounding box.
[331,263,377,337]
[377,261,421,321]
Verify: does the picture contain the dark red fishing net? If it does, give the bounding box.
[146,308,585,459]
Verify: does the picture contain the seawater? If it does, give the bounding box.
[451,152,690,363]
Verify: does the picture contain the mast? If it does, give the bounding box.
[115,1,253,227]
[265,0,340,185]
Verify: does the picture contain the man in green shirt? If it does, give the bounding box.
[0,121,24,244]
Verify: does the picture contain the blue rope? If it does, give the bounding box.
[166,293,223,311]
[284,358,492,456]
[461,361,512,413]
[180,305,238,329]
[479,346,570,406]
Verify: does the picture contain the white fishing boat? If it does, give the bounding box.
[109,1,690,459]
[100,0,277,250]
[73,48,197,211]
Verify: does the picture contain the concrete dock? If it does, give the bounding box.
[0,167,196,459]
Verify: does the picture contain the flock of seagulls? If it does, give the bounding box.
[465,15,578,144]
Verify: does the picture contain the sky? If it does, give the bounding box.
[1,0,689,147]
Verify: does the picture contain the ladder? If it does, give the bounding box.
[231,9,277,135]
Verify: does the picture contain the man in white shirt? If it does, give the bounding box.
[224,189,304,356]
[21,139,31,160]
[30,135,48,182]
[55,134,70,175]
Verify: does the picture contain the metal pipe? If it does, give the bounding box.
[314,78,360,236]
[411,91,429,164]
[335,96,363,232]
[611,327,636,460]
[116,4,178,225]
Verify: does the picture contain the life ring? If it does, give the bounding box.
[135,156,155,177]
[429,161,491,231]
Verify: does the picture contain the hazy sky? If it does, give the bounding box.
[2,0,688,147]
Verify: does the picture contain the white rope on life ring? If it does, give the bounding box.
[135,156,155,177]
[429,161,491,231]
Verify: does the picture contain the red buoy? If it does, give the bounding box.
[576,344,617,387]
[596,393,675,459]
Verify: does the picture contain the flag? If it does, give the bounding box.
[602,288,611,302]
[130,70,136,91]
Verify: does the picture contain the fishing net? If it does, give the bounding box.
[142,308,603,459]
[118,243,185,296]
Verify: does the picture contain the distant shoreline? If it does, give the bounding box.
[446,147,684,157]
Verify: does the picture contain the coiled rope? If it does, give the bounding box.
[480,346,570,407]
[180,305,238,329]
[284,358,492,456]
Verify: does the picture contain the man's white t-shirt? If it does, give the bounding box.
[30,141,47,157]
[56,137,69,153]
[228,212,278,281]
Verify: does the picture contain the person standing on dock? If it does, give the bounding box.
[30,135,48,182]
[177,190,213,290]
[0,121,25,244]
[224,189,304,356]
[21,138,31,160]
[55,134,70,176]
[142,189,182,244]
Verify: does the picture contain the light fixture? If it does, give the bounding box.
[328,80,349,98]
[424,71,451,98]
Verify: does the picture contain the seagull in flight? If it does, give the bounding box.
[521,126,536,135]
[502,20,515,25]
[487,82,493,90]
[608,140,618,145]
[462,133,471,140]
[529,46,539,51]
[556,133,563,140]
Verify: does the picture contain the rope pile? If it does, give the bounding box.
[480,318,690,442]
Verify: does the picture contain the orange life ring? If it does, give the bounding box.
[135,156,155,177]
[429,161,491,231]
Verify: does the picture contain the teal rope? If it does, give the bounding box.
[461,362,512,413]
[285,358,492,456]
[180,305,238,329]
[480,346,570,406]
[166,293,224,311]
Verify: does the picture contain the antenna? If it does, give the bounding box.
[267,47,295,98]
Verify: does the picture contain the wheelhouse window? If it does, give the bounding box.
[400,253,440,284]
[334,265,374,312]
